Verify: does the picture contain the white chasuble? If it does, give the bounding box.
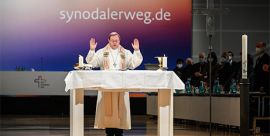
[86,45,143,129]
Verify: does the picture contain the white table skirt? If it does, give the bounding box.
[64,70,185,136]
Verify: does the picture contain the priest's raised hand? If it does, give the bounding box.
[132,38,140,51]
[89,38,97,51]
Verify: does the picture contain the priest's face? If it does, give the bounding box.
[108,35,120,50]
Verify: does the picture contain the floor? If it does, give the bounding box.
[0,115,243,136]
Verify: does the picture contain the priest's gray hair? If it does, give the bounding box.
[108,32,121,40]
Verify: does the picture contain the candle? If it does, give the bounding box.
[242,34,248,79]
[79,55,84,67]
[162,54,167,68]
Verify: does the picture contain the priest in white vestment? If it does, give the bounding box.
[86,32,143,136]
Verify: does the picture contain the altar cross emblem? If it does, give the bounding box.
[34,75,49,88]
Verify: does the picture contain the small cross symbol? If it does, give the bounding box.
[34,75,47,88]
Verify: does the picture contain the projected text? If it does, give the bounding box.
[59,8,171,24]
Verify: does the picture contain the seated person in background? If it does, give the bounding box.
[205,52,221,88]
[220,51,229,66]
[192,52,208,87]
[254,42,269,95]
[182,58,194,84]
[218,51,240,92]
[173,58,184,79]
[218,52,229,91]
[250,42,269,131]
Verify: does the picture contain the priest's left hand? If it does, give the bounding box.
[132,38,140,51]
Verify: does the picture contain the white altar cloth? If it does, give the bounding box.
[65,70,184,91]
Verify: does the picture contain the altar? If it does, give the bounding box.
[64,70,184,136]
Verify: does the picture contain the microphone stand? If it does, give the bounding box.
[208,34,213,136]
